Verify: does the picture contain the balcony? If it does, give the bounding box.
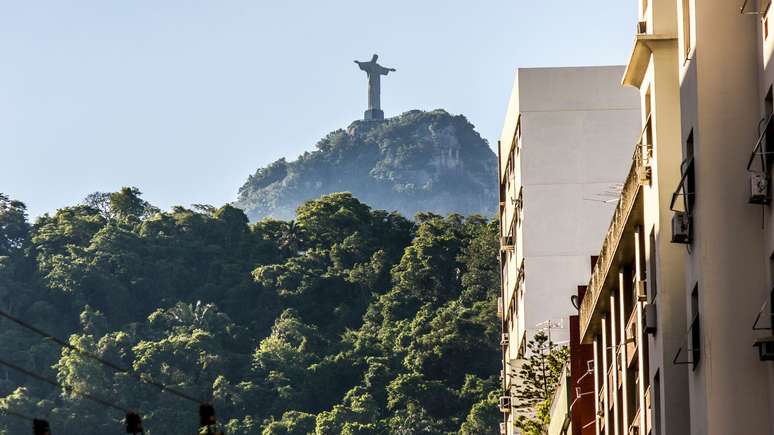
[629,386,652,434]
[580,142,650,342]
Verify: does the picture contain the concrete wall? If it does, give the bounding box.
[678,0,772,433]
[758,1,774,432]
[518,66,640,346]
[640,44,692,435]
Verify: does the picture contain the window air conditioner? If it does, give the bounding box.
[501,333,510,346]
[499,396,512,413]
[671,212,691,244]
[644,303,657,335]
[754,336,774,361]
[749,172,770,204]
[635,280,648,302]
[497,297,504,319]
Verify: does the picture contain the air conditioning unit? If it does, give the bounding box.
[501,333,510,346]
[499,396,512,413]
[499,422,507,434]
[637,20,647,34]
[497,297,504,319]
[635,280,648,302]
[644,303,657,335]
[754,336,774,361]
[749,172,770,204]
[671,211,691,244]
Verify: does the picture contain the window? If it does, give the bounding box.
[765,1,771,40]
[682,0,692,59]
[684,131,696,213]
[645,87,653,146]
[649,227,658,301]
[765,88,774,173]
[508,149,515,185]
[690,284,701,369]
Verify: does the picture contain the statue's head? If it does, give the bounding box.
[371,54,378,61]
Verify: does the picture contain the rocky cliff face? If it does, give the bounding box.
[234,109,498,221]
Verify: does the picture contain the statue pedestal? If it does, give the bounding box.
[364,109,385,121]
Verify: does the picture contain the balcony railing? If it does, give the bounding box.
[580,143,650,339]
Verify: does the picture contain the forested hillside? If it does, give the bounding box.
[0,188,501,434]
[235,110,498,221]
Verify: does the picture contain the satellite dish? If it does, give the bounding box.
[571,295,580,310]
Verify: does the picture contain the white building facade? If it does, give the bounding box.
[498,66,640,433]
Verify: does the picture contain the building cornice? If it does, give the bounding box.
[622,34,678,88]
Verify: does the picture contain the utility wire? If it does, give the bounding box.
[0,308,201,404]
[0,408,36,421]
[0,357,127,413]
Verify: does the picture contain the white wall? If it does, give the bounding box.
[517,66,640,346]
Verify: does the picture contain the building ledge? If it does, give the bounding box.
[622,34,678,88]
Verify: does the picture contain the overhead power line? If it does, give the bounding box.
[0,408,36,422]
[0,357,127,413]
[0,308,201,404]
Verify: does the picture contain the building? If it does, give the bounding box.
[577,0,692,433]
[677,0,773,433]
[497,66,640,434]
[577,1,774,434]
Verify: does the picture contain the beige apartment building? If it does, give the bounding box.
[574,1,774,435]
[677,0,773,433]
[497,67,640,434]
[578,0,691,434]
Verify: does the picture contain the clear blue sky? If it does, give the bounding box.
[1,1,636,218]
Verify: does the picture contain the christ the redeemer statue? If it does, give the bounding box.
[354,54,396,121]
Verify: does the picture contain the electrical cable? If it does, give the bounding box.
[0,408,36,421]
[0,357,127,413]
[0,308,202,404]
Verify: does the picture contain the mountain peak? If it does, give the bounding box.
[235,109,497,221]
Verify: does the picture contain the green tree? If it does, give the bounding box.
[513,332,570,434]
